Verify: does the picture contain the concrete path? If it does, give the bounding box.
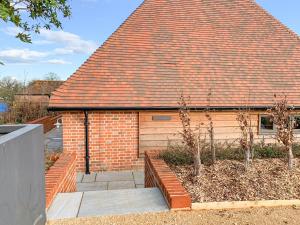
[47,188,169,220]
[45,127,62,152]
[76,170,144,191]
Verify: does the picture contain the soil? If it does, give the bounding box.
[47,207,300,225]
[170,158,300,203]
[45,152,60,171]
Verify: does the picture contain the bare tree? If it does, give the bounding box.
[236,111,254,170]
[178,94,204,176]
[268,95,295,170]
[205,89,216,164]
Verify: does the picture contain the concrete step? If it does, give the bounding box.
[47,188,169,221]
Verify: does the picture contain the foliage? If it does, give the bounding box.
[267,95,295,170]
[0,100,49,124]
[0,76,23,105]
[0,0,71,43]
[162,141,300,166]
[160,144,193,166]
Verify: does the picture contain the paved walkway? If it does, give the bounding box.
[45,127,62,152]
[76,170,144,192]
[47,188,169,220]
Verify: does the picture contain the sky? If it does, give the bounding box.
[0,0,299,82]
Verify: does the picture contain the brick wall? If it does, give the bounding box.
[62,111,143,172]
[28,115,61,133]
[145,150,192,210]
[45,153,76,209]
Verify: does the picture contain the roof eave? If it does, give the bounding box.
[48,105,300,112]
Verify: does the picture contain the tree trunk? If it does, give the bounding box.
[245,147,250,171]
[194,140,202,176]
[250,131,254,161]
[288,145,294,170]
[210,125,216,164]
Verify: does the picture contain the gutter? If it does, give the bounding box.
[84,111,90,174]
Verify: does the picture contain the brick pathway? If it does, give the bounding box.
[76,170,144,191]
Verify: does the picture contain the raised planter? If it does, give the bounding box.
[145,150,300,211]
[145,150,192,210]
[45,152,77,209]
[0,125,45,225]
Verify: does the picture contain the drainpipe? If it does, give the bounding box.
[84,111,90,174]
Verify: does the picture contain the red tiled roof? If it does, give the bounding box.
[49,0,300,109]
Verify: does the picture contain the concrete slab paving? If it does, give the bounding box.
[133,171,144,185]
[47,192,83,220]
[76,172,84,183]
[78,188,169,217]
[45,127,62,152]
[108,181,135,190]
[77,182,108,192]
[96,171,134,182]
[82,173,96,183]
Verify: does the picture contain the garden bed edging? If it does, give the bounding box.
[192,199,300,210]
[145,150,192,210]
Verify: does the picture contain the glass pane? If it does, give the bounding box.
[294,117,300,130]
[261,116,273,130]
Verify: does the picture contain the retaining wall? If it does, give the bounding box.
[45,153,77,209]
[145,150,191,210]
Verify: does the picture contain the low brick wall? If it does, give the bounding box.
[145,150,192,210]
[45,153,77,209]
[28,115,61,133]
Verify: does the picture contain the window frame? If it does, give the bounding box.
[259,114,300,135]
[259,114,275,135]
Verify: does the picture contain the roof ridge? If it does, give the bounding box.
[248,0,300,41]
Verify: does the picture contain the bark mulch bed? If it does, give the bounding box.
[169,158,300,203]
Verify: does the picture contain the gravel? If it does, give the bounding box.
[47,207,300,225]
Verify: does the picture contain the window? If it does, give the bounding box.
[293,116,300,131]
[259,115,275,134]
[259,114,300,134]
[152,115,172,121]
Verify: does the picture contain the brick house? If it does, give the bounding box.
[49,0,300,173]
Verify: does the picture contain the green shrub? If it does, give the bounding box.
[161,141,300,166]
[159,145,193,166]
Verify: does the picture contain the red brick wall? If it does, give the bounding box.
[45,153,76,209]
[62,111,143,172]
[145,150,192,210]
[28,115,61,133]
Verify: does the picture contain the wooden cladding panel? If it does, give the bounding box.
[139,111,300,156]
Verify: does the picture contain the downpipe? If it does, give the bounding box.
[84,111,90,174]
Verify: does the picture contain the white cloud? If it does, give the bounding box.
[2,27,22,36]
[0,49,49,64]
[45,59,72,65]
[39,29,98,54]
[1,27,98,64]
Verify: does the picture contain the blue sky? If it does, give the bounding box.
[0,0,299,81]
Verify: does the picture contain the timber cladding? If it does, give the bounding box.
[139,111,300,156]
